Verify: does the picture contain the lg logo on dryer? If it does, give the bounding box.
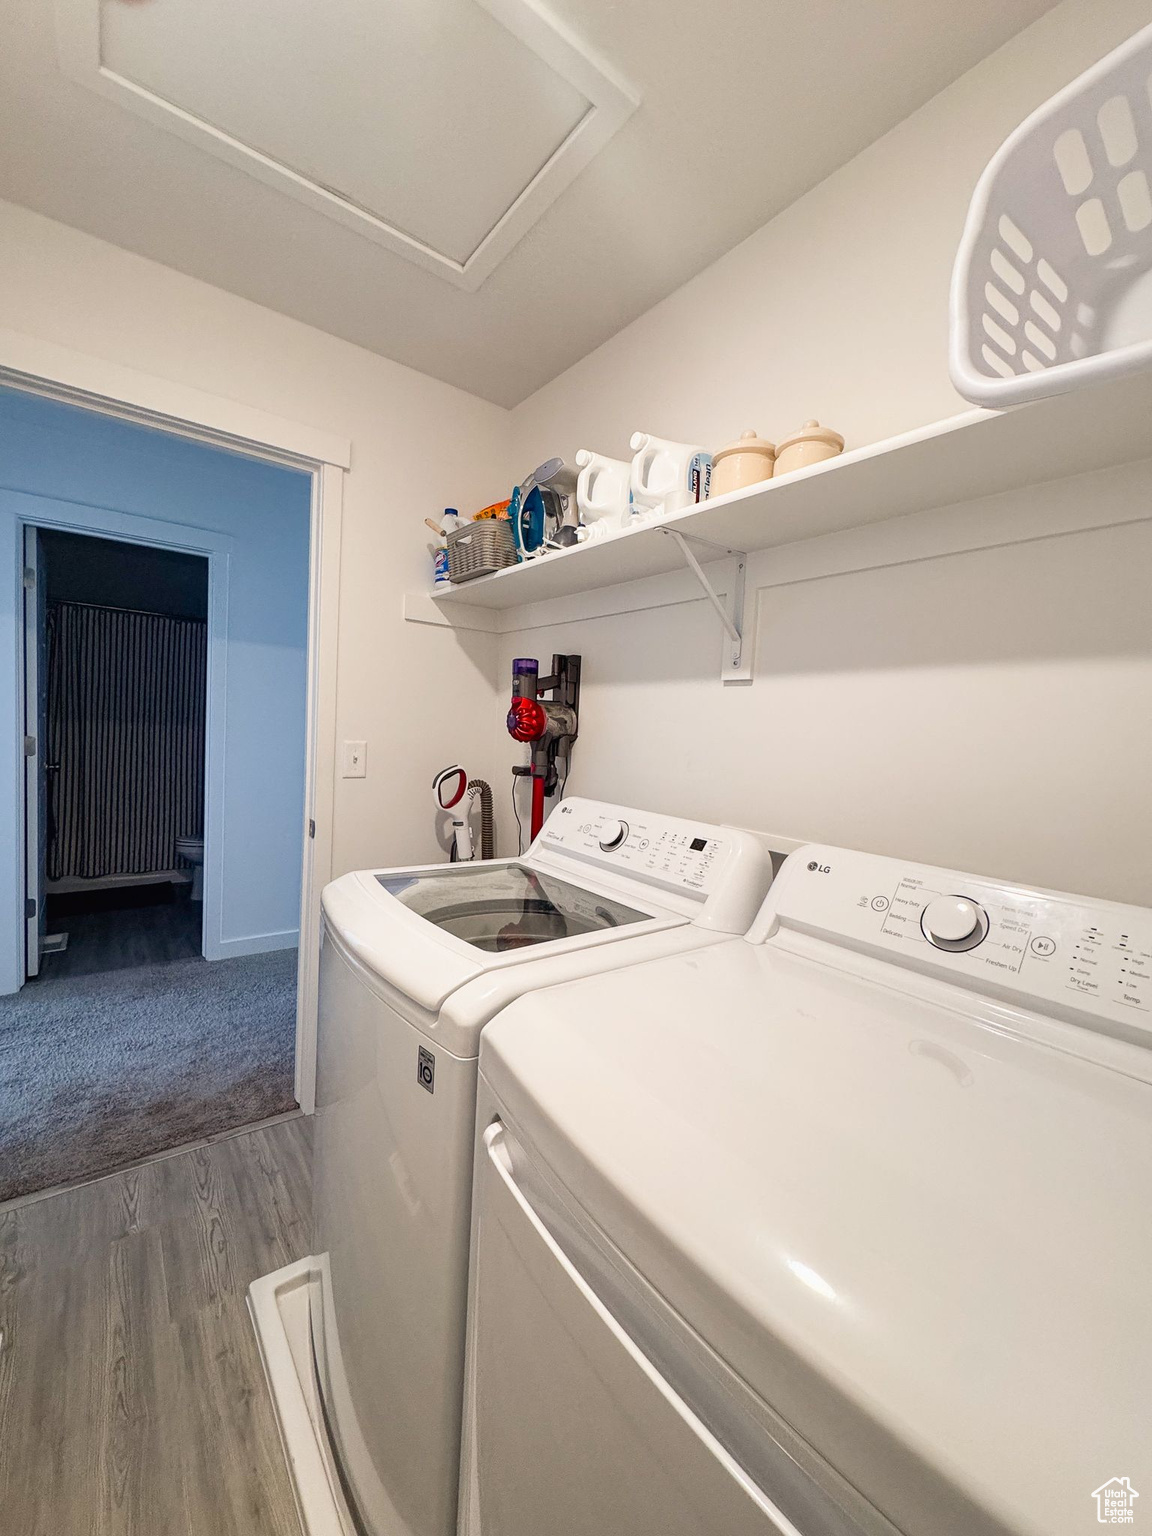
[807,861,832,874]
[417,1046,436,1094]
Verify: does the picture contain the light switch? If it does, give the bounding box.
[342,740,367,778]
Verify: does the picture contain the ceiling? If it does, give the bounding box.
[2,0,1057,406]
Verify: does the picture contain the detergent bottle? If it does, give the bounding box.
[628,432,712,522]
[574,449,632,539]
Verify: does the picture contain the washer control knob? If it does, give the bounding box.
[598,820,629,852]
[921,895,988,952]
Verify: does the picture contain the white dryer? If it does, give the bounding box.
[258,798,771,1536]
[461,844,1152,1536]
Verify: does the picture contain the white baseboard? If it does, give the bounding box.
[207,928,299,961]
[47,869,193,893]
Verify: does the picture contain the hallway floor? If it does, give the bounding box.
[42,882,203,979]
[0,886,298,1201]
[0,1115,310,1536]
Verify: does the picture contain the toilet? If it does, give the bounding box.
[174,836,205,901]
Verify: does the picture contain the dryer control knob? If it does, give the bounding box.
[598,820,629,852]
[921,895,988,951]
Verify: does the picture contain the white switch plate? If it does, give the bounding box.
[342,740,367,779]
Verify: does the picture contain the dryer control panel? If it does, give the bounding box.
[755,844,1152,1042]
[531,798,772,934]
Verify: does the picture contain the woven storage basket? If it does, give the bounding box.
[951,22,1152,406]
[447,519,517,583]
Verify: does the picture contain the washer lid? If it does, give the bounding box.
[321,860,678,1017]
[480,939,1152,1536]
[376,862,650,952]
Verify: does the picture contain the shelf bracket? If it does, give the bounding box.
[661,529,752,684]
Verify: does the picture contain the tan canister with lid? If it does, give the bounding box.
[773,420,844,477]
[709,430,776,498]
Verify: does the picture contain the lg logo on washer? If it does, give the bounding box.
[417,1046,436,1094]
[807,861,832,874]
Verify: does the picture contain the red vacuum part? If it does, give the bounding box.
[439,771,467,809]
[507,696,547,742]
[530,774,546,841]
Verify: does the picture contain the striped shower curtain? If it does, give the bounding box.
[46,602,207,881]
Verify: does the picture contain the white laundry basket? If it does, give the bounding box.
[951,22,1152,407]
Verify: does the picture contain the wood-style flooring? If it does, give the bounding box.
[0,1115,311,1536]
[41,886,203,980]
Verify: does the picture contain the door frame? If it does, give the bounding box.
[22,525,45,977]
[0,333,350,1115]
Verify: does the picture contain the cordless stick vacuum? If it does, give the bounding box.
[505,655,581,842]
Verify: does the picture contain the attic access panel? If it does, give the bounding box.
[56,0,637,290]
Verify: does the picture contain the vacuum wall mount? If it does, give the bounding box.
[506,653,581,840]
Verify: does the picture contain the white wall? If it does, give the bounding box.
[2,0,1148,916]
[510,0,1152,458]
[498,0,1152,906]
[0,196,513,889]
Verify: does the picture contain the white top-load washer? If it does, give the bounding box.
[461,844,1152,1536]
[310,798,772,1536]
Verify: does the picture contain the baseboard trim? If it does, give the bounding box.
[208,929,299,961]
[47,870,193,893]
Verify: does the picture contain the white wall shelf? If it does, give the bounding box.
[422,371,1152,604]
[407,371,1152,677]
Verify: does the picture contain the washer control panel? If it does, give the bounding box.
[540,800,726,893]
[532,798,772,935]
[759,844,1152,1038]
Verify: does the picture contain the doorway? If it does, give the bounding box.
[0,384,317,1202]
[0,342,347,1133]
[26,527,209,984]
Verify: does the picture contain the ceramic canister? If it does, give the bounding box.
[709,430,776,498]
[773,420,845,477]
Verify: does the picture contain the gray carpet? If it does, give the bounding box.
[0,949,298,1201]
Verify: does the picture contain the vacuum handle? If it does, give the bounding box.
[433,764,468,810]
